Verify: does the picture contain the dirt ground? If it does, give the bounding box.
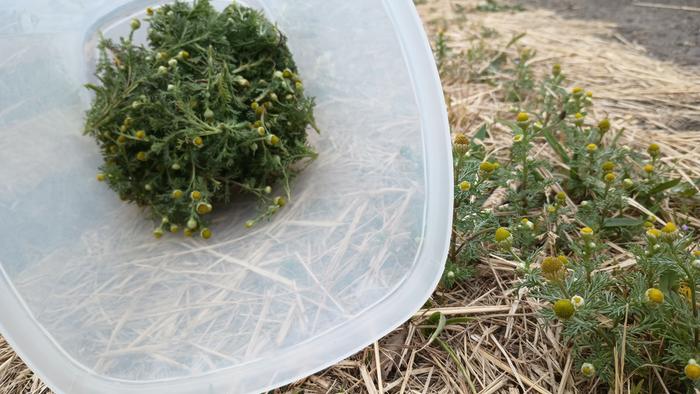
[519,0,700,66]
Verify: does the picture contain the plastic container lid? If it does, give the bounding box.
[0,0,451,392]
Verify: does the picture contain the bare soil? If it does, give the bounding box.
[519,0,700,66]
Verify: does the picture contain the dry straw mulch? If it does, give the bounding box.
[282,1,700,393]
[2,1,700,393]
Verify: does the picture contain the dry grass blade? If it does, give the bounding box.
[0,337,51,394]
[633,2,700,12]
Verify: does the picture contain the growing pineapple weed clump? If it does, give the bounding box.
[84,0,317,239]
[441,30,700,392]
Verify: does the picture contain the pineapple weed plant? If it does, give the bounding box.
[438,30,700,392]
[84,0,317,239]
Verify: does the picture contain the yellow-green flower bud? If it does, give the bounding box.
[541,256,563,275]
[273,196,286,207]
[196,202,212,215]
[494,227,511,242]
[267,134,280,146]
[453,133,469,154]
[453,133,469,145]
[580,227,594,238]
[480,161,497,173]
[647,143,660,157]
[686,360,700,380]
[645,288,664,304]
[516,112,529,127]
[660,222,678,241]
[580,363,595,378]
[646,228,661,243]
[604,172,617,184]
[552,63,561,76]
[553,299,575,319]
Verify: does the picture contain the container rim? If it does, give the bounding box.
[0,0,452,392]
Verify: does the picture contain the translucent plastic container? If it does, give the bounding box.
[0,0,451,393]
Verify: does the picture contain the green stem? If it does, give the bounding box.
[454,227,491,257]
[582,243,593,284]
[555,278,570,299]
[597,186,610,230]
[675,250,698,349]
[437,338,477,393]
[450,155,462,263]
[521,152,529,209]
[510,249,528,269]
[692,277,698,350]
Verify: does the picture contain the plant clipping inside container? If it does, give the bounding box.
[84,0,318,239]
